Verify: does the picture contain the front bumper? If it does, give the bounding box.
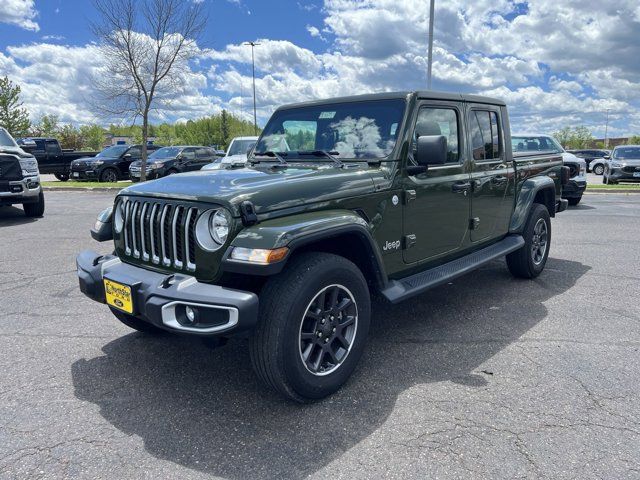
[76,250,259,336]
[129,168,162,180]
[70,168,99,180]
[608,168,640,182]
[562,178,587,199]
[0,175,41,205]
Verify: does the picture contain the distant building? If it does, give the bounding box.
[104,134,159,146]
[588,137,629,148]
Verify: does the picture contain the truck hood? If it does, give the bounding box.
[120,165,378,215]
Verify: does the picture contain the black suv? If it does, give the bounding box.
[70,144,161,182]
[129,146,217,182]
[567,149,610,173]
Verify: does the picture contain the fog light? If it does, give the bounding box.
[185,305,197,323]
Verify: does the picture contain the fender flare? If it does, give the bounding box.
[510,176,557,233]
[221,209,387,287]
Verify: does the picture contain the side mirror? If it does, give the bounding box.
[604,155,610,159]
[123,153,132,159]
[416,135,448,166]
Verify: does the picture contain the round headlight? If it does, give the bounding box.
[195,208,233,252]
[114,199,126,233]
[210,209,231,244]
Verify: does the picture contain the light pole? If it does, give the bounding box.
[427,0,435,89]
[604,108,611,148]
[244,41,260,135]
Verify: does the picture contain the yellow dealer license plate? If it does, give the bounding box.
[104,279,133,314]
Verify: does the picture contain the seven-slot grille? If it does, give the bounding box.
[120,199,199,271]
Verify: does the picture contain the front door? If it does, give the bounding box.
[467,106,513,243]
[403,102,471,264]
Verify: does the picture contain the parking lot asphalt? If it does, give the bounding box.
[1,191,639,479]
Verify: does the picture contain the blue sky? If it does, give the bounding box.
[1,0,639,137]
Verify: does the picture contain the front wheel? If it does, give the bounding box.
[99,168,118,183]
[507,203,551,279]
[567,196,581,206]
[250,252,371,402]
[593,164,604,175]
[54,173,69,182]
[23,191,45,217]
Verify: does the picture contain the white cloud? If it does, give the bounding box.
[0,0,39,31]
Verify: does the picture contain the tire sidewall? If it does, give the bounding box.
[279,259,371,399]
[100,168,118,183]
[524,204,551,276]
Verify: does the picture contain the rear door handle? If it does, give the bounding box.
[452,182,471,194]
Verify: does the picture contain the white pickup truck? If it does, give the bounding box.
[202,136,258,170]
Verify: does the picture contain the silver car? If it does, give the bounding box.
[603,145,640,184]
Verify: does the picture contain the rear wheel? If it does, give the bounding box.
[593,164,604,175]
[99,168,118,183]
[250,252,371,402]
[54,173,69,182]
[507,203,551,279]
[110,307,165,334]
[567,196,581,206]
[23,191,45,217]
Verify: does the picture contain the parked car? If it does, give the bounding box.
[78,92,571,401]
[512,134,586,205]
[202,136,258,170]
[16,137,99,181]
[0,127,45,217]
[70,144,161,182]
[129,146,218,182]
[603,145,640,184]
[567,149,610,174]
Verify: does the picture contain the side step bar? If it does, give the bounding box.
[381,235,525,304]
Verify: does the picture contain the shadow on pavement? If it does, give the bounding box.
[0,205,38,226]
[72,257,589,479]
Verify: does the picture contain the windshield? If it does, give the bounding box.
[512,136,563,153]
[150,147,181,160]
[227,140,256,156]
[254,99,406,160]
[613,147,640,159]
[96,145,129,158]
[0,128,18,148]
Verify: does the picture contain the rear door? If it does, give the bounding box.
[402,101,471,264]
[119,146,141,175]
[180,148,198,171]
[468,106,513,243]
[194,147,213,170]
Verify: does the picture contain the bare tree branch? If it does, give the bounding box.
[90,0,206,180]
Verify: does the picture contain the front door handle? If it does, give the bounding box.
[452,182,471,194]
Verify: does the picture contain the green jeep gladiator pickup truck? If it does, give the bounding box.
[77,91,569,401]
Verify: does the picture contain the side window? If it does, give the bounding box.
[128,147,142,158]
[195,148,209,159]
[45,140,59,154]
[413,107,459,163]
[181,148,196,160]
[35,140,46,151]
[471,110,501,161]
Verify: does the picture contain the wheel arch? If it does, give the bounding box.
[510,177,557,233]
[222,210,388,291]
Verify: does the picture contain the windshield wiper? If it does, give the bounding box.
[251,151,288,166]
[296,150,344,167]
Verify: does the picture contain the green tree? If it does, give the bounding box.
[0,76,31,136]
[58,124,83,149]
[33,114,60,137]
[80,124,106,150]
[627,135,640,144]
[552,125,594,149]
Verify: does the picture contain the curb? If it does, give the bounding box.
[43,187,122,192]
[585,189,640,194]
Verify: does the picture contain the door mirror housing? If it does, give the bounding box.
[603,154,610,159]
[416,135,448,166]
[123,153,132,159]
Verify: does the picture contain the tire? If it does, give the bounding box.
[567,196,581,206]
[99,168,118,183]
[506,203,551,279]
[593,164,604,175]
[23,191,45,217]
[54,173,69,182]
[166,169,178,175]
[250,252,371,402]
[110,307,165,334]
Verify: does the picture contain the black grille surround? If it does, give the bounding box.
[0,154,23,181]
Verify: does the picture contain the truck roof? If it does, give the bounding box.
[277,90,506,111]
